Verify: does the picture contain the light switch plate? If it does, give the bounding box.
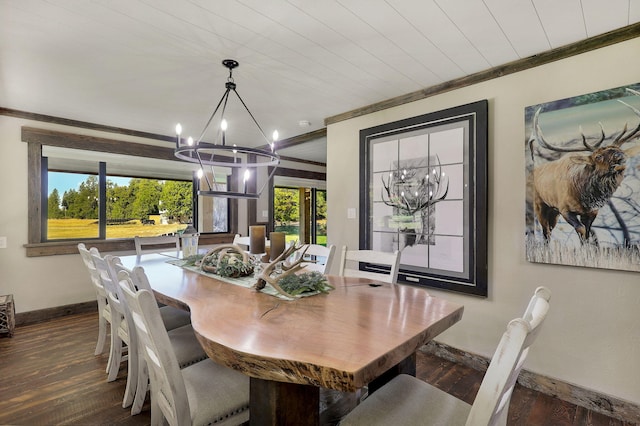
[0,236,6,249]
[347,208,356,219]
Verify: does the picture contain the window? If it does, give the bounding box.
[47,172,196,240]
[314,189,327,245]
[43,146,200,241]
[272,169,327,245]
[24,127,234,255]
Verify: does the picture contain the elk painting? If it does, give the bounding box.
[526,85,640,272]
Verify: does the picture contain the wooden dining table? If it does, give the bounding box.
[119,252,464,426]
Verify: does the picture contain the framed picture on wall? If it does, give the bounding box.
[525,84,640,272]
[359,100,488,296]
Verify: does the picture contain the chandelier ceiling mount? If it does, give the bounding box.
[174,59,280,199]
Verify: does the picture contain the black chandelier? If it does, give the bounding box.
[174,59,280,199]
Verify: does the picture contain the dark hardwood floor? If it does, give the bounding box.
[0,312,633,425]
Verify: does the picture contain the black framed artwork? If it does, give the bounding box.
[359,100,488,296]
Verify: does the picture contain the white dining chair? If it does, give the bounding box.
[119,273,250,426]
[92,252,207,414]
[340,286,552,426]
[233,233,271,252]
[77,243,112,356]
[232,233,251,249]
[111,262,210,415]
[90,252,136,385]
[134,235,180,255]
[113,261,192,332]
[295,244,336,274]
[338,246,401,284]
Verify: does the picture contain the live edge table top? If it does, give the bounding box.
[119,253,464,393]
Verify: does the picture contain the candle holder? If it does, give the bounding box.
[249,225,266,255]
[250,252,266,276]
[180,233,199,258]
[273,261,284,275]
[269,232,286,261]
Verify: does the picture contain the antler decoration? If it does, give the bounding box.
[199,244,254,277]
[254,243,311,298]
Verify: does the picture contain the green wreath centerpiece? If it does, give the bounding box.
[254,243,333,298]
[198,244,254,278]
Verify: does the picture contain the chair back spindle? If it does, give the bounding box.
[134,235,180,256]
[339,246,401,283]
[294,244,336,274]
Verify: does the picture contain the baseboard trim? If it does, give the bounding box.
[421,341,639,424]
[15,301,98,326]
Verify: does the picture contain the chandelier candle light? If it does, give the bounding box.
[174,59,280,199]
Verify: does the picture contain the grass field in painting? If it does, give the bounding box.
[525,236,640,272]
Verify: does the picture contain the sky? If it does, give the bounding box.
[48,172,130,196]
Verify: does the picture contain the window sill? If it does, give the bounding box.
[24,233,235,257]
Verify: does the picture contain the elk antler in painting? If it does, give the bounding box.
[530,88,640,161]
[381,156,449,216]
[530,87,640,243]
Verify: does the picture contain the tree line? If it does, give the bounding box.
[273,188,327,225]
[48,176,192,222]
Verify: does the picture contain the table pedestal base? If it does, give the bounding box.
[368,352,416,394]
[250,377,320,426]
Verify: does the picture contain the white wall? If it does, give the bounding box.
[327,37,640,405]
[0,117,97,312]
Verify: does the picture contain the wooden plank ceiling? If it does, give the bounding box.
[1,1,639,163]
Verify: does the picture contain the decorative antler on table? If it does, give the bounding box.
[199,244,254,278]
[254,243,333,298]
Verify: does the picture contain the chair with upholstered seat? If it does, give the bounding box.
[77,243,111,356]
[134,235,180,255]
[119,271,250,425]
[295,244,336,274]
[92,253,207,413]
[114,261,192,332]
[340,286,552,426]
[132,234,191,330]
[338,246,401,284]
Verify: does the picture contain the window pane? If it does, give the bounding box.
[315,190,327,246]
[198,177,229,233]
[46,173,195,240]
[47,171,100,240]
[43,145,233,242]
[105,177,192,239]
[274,187,300,244]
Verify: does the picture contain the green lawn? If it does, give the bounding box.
[47,218,186,240]
[276,222,327,246]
